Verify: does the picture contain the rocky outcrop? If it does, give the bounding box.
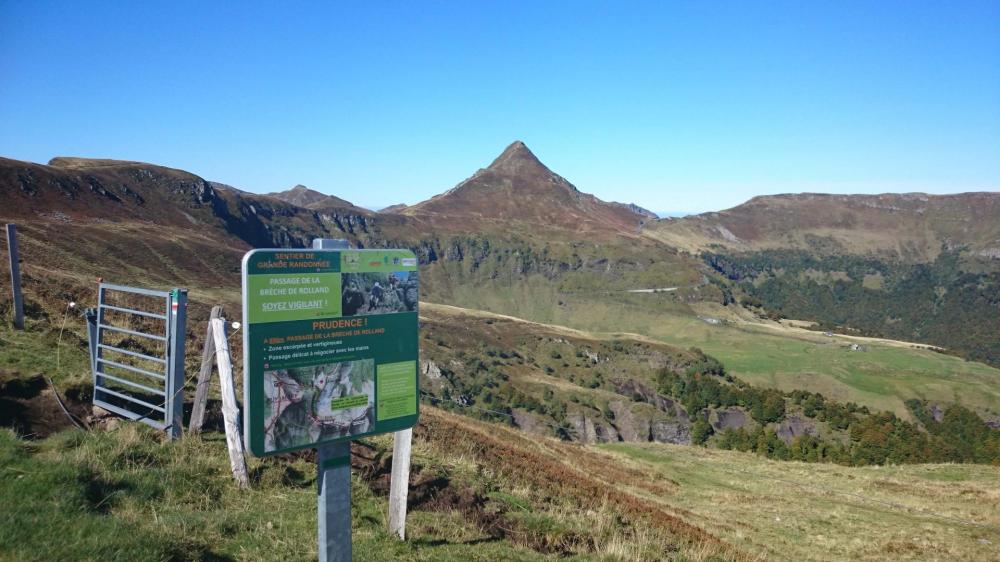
[567,412,619,444]
[776,414,817,444]
[608,397,692,445]
[711,407,751,432]
[511,408,548,437]
[421,360,442,380]
[608,401,650,441]
[652,420,691,445]
[613,378,690,424]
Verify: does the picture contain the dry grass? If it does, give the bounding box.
[603,442,1000,562]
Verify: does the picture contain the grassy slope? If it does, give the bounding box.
[433,283,1000,419]
[603,442,1000,562]
[2,411,997,562]
[0,409,750,562]
[10,190,997,421]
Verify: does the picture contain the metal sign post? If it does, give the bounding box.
[241,240,420,560]
[318,441,352,562]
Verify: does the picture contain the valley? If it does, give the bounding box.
[1,142,999,560]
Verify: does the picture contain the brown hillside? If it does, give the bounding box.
[645,191,1000,261]
[265,184,367,213]
[0,156,379,288]
[379,203,408,213]
[403,141,649,236]
[0,152,709,317]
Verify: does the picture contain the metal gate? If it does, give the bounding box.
[86,283,188,439]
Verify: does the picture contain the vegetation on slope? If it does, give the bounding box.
[418,305,1000,467]
[705,249,1000,367]
[604,442,1000,562]
[0,410,754,562]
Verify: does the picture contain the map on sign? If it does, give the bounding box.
[242,248,419,456]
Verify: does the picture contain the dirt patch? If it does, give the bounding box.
[0,371,90,438]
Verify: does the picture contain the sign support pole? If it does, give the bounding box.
[318,441,352,562]
[313,238,355,561]
[389,428,413,539]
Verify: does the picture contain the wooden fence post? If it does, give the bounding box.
[189,305,224,435]
[388,427,413,540]
[210,317,250,489]
[6,224,23,330]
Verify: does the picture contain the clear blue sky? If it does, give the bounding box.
[1,1,998,214]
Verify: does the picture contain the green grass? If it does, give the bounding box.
[0,426,561,562]
[0,316,90,385]
[436,279,1000,418]
[2,418,735,562]
[602,442,1000,562]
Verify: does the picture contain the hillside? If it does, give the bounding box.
[402,141,650,237]
[4,151,1000,419]
[2,404,997,561]
[265,184,368,213]
[2,313,997,560]
[3,147,1000,561]
[640,191,1000,368]
[644,192,1000,261]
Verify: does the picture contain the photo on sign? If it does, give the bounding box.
[341,270,418,316]
[262,359,375,452]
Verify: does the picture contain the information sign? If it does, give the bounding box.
[242,248,419,457]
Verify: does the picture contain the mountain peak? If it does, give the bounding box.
[484,140,552,177]
[402,141,646,235]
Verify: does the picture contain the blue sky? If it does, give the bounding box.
[1,1,998,214]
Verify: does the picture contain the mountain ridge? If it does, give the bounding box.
[264,184,367,213]
[645,190,1000,261]
[402,141,649,235]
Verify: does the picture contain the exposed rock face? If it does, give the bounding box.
[652,420,691,445]
[711,407,751,432]
[607,383,692,445]
[776,414,817,444]
[567,412,619,444]
[511,408,547,436]
[421,360,442,380]
[613,378,690,424]
[931,403,945,423]
[609,401,650,442]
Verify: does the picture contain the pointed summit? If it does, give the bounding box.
[485,141,548,175]
[403,141,647,235]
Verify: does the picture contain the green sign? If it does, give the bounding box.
[242,248,419,457]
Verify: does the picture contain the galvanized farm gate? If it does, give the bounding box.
[86,283,188,439]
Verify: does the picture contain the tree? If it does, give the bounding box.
[692,418,715,445]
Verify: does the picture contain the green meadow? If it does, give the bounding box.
[433,275,1000,419]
